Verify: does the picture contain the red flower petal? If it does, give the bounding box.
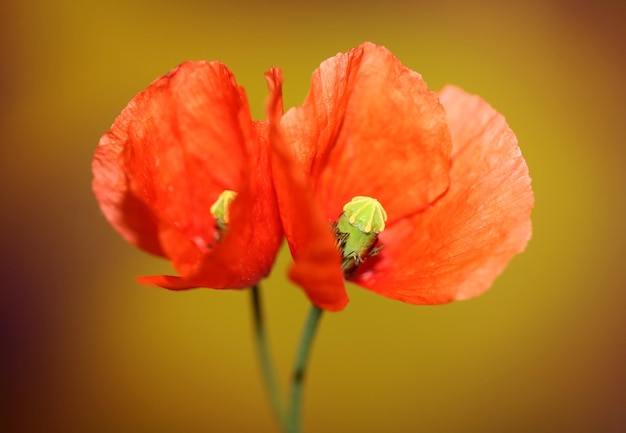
[281,42,452,222]
[354,85,534,303]
[271,43,453,310]
[93,61,282,289]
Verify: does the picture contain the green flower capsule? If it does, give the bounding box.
[210,190,237,233]
[335,196,388,275]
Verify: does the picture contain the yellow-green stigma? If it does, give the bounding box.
[334,196,388,276]
[210,190,237,234]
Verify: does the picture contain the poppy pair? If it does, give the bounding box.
[92,42,533,312]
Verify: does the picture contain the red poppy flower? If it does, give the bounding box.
[267,42,534,311]
[93,61,283,290]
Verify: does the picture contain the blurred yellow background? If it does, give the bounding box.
[2,0,625,432]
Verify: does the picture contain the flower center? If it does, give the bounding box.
[333,196,388,277]
[210,190,237,236]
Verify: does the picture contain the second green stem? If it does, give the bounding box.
[286,304,324,433]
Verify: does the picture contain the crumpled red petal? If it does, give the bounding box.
[353,85,534,303]
[93,61,283,289]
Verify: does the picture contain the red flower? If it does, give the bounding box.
[93,61,283,289]
[267,42,534,311]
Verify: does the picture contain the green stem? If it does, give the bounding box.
[286,305,324,433]
[251,285,286,431]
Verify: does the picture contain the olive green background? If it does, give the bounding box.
[2,0,625,432]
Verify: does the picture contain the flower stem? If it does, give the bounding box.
[250,285,286,431]
[286,304,324,433]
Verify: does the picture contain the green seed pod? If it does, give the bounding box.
[210,190,237,232]
[335,196,388,275]
[342,196,387,234]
